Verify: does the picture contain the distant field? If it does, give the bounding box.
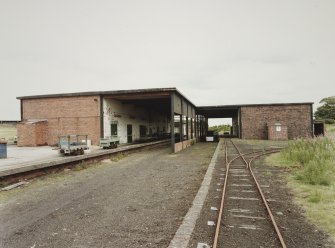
[0,124,17,141]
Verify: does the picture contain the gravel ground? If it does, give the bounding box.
[188,139,334,248]
[187,141,226,247]
[0,143,217,248]
[253,157,334,248]
[218,142,279,248]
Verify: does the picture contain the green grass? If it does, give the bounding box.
[327,124,335,133]
[266,137,335,241]
[209,124,231,133]
[327,124,335,140]
[0,124,17,141]
[279,138,335,186]
[287,180,335,239]
[235,139,288,149]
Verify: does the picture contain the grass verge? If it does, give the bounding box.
[266,137,335,241]
[326,124,335,140]
[234,139,289,151]
[327,124,335,133]
[0,124,17,140]
[110,152,127,162]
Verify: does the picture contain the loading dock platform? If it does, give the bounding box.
[0,140,169,178]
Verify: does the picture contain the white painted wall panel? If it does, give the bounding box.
[103,99,169,144]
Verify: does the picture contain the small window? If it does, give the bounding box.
[276,126,281,132]
[111,124,118,136]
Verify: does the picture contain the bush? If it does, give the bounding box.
[281,138,335,186]
[295,159,333,186]
[325,119,335,124]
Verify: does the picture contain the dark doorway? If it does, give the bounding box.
[127,124,133,143]
[314,122,325,136]
[111,123,118,137]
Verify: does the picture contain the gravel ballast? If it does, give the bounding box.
[0,143,217,248]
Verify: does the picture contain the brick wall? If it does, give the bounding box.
[241,104,312,139]
[17,123,35,146]
[20,96,101,145]
[268,123,288,140]
[17,121,48,146]
[35,122,48,145]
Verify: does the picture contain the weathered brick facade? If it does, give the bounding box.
[17,121,48,146]
[19,96,101,146]
[240,104,312,139]
[268,123,288,140]
[16,88,314,147]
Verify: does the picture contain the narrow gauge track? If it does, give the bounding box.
[213,139,286,248]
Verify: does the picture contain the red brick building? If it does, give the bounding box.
[17,88,314,151]
[240,104,313,140]
[17,95,101,146]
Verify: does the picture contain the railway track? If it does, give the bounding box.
[213,139,286,248]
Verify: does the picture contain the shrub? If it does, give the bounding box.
[281,138,335,186]
[295,159,332,186]
[325,119,335,124]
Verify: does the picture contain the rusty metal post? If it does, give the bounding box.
[190,118,193,139]
[180,98,183,142]
[170,93,175,152]
[180,115,183,142]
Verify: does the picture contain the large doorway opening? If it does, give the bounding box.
[103,92,171,144]
[208,118,233,137]
[197,106,241,139]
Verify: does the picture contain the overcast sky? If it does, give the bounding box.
[1,0,334,121]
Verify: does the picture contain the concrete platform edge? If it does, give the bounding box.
[0,140,169,177]
[168,140,222,248]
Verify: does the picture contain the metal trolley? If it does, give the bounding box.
[58,135,89,156]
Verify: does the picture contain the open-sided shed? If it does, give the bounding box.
[17,88,314,152]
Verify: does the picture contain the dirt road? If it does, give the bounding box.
[0,143,217,248]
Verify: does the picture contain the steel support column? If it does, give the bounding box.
[170,93,175,152]
[191,118,193,139]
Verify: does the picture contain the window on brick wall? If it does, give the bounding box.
[111,124,118,136]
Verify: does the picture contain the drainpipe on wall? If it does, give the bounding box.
[20,99,23,121]
[100,95,104,139]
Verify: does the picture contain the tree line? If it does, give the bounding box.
[315,96,335,124]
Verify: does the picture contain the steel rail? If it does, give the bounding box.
[212,140,273,248]
[212,140,230,248]
[248,151,287,248]
[212,139,285,248]
[233,139,286,247]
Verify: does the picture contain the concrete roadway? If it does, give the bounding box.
[0,143,217,248]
